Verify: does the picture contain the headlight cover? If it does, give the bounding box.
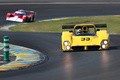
[63,41,71,50]
[101,40,109,49]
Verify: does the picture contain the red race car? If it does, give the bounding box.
[6,9,36,22]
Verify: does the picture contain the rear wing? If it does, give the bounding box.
[95,24,107,28]
[25,10,35,14]
[19,9,36,14]
[62,25,75,29]
[62,24,107,29]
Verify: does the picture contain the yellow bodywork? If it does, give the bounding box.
[61,24,109,51]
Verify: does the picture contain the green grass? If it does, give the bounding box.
[10,15,120,33]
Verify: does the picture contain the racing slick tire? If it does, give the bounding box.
[31,16,35,22]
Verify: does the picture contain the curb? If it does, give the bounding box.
[0,43,46,71]
[1,15,120,31]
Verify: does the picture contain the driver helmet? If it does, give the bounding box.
[15,10,25,15]
[82,26,89,33]
[77,29,82,33]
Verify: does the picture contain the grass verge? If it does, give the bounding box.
[10,15,120,33]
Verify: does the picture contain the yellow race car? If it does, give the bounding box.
[61,24,109,51]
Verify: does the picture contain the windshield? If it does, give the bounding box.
[75,33,97,36]
[74,26,96,36]
[14,11,25,16]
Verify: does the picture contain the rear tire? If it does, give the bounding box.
[26,17,29,22]
[32,16,35,22]
[28,18,31,22]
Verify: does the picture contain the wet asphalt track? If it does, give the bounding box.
[0,4,120,80]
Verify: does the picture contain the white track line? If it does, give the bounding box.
[0,61,4,63]
[0,55,4,56]
[110,34,120,35]
[1,2,120,5]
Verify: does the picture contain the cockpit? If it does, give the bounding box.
[75,25,97,36]
[14,11,25,16]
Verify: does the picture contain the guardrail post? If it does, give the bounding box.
[4,36,10,61]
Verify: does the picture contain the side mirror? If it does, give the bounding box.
[69,30,73,33]
[96,29,100,31]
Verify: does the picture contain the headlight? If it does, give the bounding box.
[104,40,108,44]
[102,44,106,49]
[66,46,70,50]
[64,41,68,46]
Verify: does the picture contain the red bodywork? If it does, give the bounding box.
[6,10,36,22]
